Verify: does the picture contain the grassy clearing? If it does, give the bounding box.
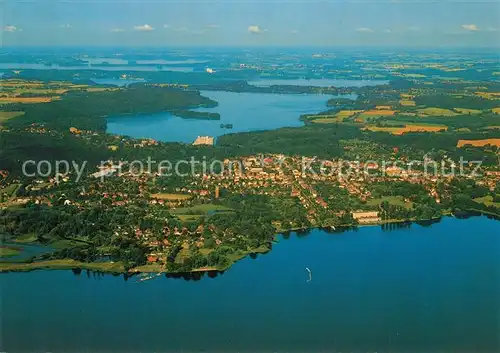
[310,110,362,124]
[474,196,500,208]
[0,259,126,273]
[311,118,341,124]
[399,100,416,106]
[226,245,270,263]
[0,246,21,257]
[13,233,38,243]
[151,193,192,201]
[0,97,58,104]
[171,204,233,215]
[49,239,85,249]
[0,111,25,123]
[366,196,413,209]
[0,183,21,198]
[453,108,482,115]
[454,128,471,132]
[172,204,234,222]
[177,214,204,222]
[417,107,458,117]
[457,139,500,148]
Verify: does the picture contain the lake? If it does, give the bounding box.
[1,216,499,352]
[0,63,195,72]
[107,91,351,143]
[91,78,147,87]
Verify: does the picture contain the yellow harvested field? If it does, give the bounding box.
[359,110,396,117]
[453,108,481,115]
[9,88,68,95]
[399,100,416,106]
[310,110,362,123]
[151,193,192,201]
[484,126,500,130]
[475,92,500,100]
[457,139,500,148]
[375,105,392,110]
[365,124,447,135]
[400,94,415,99]
[0,97,58,104]
[492,108,500,114]
[336,110,362,117]
[417,107,458,117]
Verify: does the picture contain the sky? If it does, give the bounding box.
[0,0,499,47]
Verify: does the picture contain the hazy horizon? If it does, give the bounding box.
[1,0,498,48]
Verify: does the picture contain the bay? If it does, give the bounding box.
[1,217,499,352]
[106,91,351,143]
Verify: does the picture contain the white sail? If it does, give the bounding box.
[305,267,312,282]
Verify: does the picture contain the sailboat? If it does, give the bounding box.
[305,266,312,283]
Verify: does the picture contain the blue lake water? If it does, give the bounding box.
[0,63,195,72]
[91,78,147,86]
[249,78,389,87]
[1,216,499,352]
[1,242,53,261]
[80,58,208,65]
[107,91,349,143]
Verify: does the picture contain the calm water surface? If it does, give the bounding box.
[91,78,147,86]
[1,217,499,352]
[107,91,348,143]
[0,63,195,72]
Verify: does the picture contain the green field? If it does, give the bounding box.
[13,233,38,243]
[417,107,458,117]
[311,118,341,124]
[366,196,414,209]
[0,111,25,124]
[0,184,21,198]
[171,204,235,222]
[0,259,126,273]
[171,204,233,215]
[0,246,21,257]
[474,196,500,208]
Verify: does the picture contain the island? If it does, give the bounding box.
[172,110,220,120]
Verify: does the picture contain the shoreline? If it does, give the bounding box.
[1,212,496,275]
